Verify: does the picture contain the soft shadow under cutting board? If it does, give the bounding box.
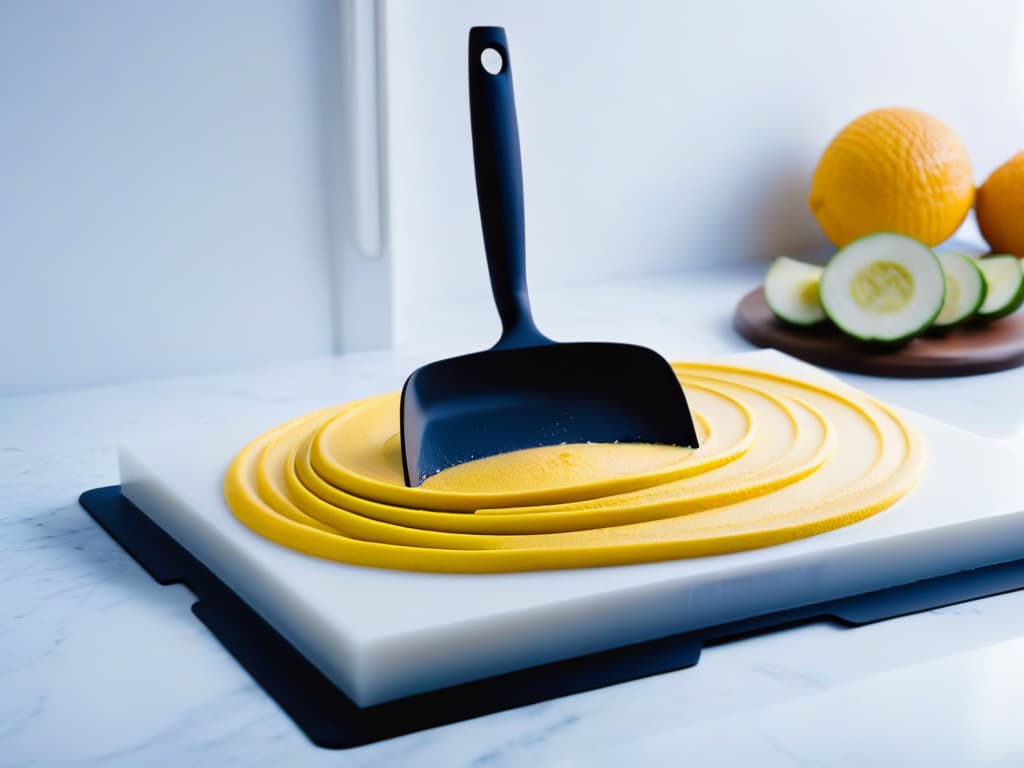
[734,286,1024,376]
[81,485,1024,749]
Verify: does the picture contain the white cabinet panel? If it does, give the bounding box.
[0,0,335,395]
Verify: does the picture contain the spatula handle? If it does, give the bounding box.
[469,27,550,349]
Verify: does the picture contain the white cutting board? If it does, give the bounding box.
[118,350,1024,707]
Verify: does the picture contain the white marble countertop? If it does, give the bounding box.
[5,267,1024,767]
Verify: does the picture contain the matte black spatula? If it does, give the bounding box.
[400,26,699,487]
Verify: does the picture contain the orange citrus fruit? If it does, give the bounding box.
[976,151,1024,258]
[808,107,974,247]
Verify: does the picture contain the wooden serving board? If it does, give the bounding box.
[734,287,1024,377]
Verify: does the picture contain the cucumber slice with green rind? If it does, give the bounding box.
[933,251,987,328]
[819,232,945,344]
[764,256,826,326]
[976,255,1024,320]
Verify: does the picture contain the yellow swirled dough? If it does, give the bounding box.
[224,363,925,573]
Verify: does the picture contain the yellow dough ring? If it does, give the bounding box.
[225,363,925,573]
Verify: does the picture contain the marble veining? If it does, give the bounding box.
[3,270,1024,766]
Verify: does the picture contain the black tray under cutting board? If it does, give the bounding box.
[80,485,1024,750]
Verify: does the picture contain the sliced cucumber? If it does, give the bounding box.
[764,256,826,326]
[976,255,1024,320]
[819,233,944,344]
[933,251,987,328]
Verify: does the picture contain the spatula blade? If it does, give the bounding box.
[400,342,699,487]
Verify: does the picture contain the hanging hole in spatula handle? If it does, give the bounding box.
[468,27,550,350]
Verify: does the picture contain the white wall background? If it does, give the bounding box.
[0,0,337,396]
[383,0,1024,346]
[3,0,1024,394]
